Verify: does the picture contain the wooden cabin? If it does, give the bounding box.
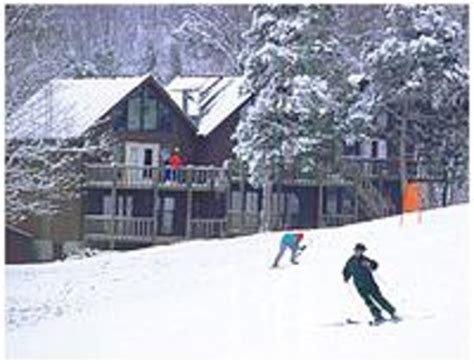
[7,73,425,253]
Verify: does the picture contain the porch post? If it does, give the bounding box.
[318,183,324,228]
[153,185,159,244]
[185,169,192,239]
[110,164,117,250]
[239,162,246,233]
[354,185,359,222]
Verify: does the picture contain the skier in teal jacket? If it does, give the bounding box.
[271,232,306,268]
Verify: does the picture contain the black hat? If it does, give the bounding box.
[354,243,367,252]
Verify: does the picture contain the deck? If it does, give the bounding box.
[84,164,229,191]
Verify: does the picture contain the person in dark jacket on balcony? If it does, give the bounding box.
[343,243,400,323]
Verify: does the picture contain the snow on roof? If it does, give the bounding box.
[348,73,365,88]
[167,76,221,91]
[166,75,251,136]
[8,74,152,139]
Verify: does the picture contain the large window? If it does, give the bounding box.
[127,96,141,130]
[143,89,158,130]
[122,87,160,131]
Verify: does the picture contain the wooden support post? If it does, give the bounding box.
[262,173,273,232]
[185,169,193,239]
[354,184,359,222]
[110,164,117,250]
[239,161,246,233]
[152,185,159,245]
[225,166,232,235]
[318,184,324,228]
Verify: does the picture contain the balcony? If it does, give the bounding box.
[84,164,228,191]
[339,156,419,180]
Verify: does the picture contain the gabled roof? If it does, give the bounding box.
[166,75,252,136]
[7,74,156,139]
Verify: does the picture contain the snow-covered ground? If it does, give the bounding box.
[5,205,470,359]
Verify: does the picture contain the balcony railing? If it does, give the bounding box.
[84,164,228,190]
[84,214,228,243]
[227,210,260,235]
[322,214,356,227]
[190,218,227,238]
[83,214,155,243]
[340,156,419,180]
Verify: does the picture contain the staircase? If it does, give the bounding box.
[338,161,394,220]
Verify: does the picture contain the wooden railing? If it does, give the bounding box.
[340,156,419,180]
[338,162,394,219]
[322,214,356,227]
[114,216,155,240]
[85,164,228,190]
[190,219,227,238]
[227,210,260,234]
[84,214,155,243]
[84,214,229,242]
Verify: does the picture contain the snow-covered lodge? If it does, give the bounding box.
[6,73,421,261]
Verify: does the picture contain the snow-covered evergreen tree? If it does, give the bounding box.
[353,4,468,203]
[234,5,353,183]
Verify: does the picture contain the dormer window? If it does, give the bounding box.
[182,89,201,118]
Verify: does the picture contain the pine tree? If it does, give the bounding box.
[235,5,351,183]
[354,4,468,204]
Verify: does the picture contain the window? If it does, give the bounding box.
[287,193,299,214]
[113,143,125,163]
[143,90,158,130]
[378,140,387,159]
[112,102,127,131]
[361,141,372,158]
[144,149,153,166]
[103,195,113,215]
[127,96,141,130]
[325,187,338,214]
[143,148,153,178]
[159,105,172,132]
[371,140,378,158]
[354,141,361,156]
[117,196,133,216]
[161,197,175,235]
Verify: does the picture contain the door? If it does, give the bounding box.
[156,196,175,235]
[126,142,160,183]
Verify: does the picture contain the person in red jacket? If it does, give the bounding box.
[168,147,183,183]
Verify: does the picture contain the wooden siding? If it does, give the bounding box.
[109,77,199,164]
[194,108,242,166]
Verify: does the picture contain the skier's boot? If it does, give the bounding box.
[390,313,402,323]
[291,260,299,265]
[371,316,386,326]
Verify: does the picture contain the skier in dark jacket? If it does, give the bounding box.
[343,243,400,324]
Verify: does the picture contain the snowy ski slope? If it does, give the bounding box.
[5,205,470,359]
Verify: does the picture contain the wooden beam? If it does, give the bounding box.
[318,184,324,228]
[152,186,159,244]
[185,169,193,239]
[110,164,117,250]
